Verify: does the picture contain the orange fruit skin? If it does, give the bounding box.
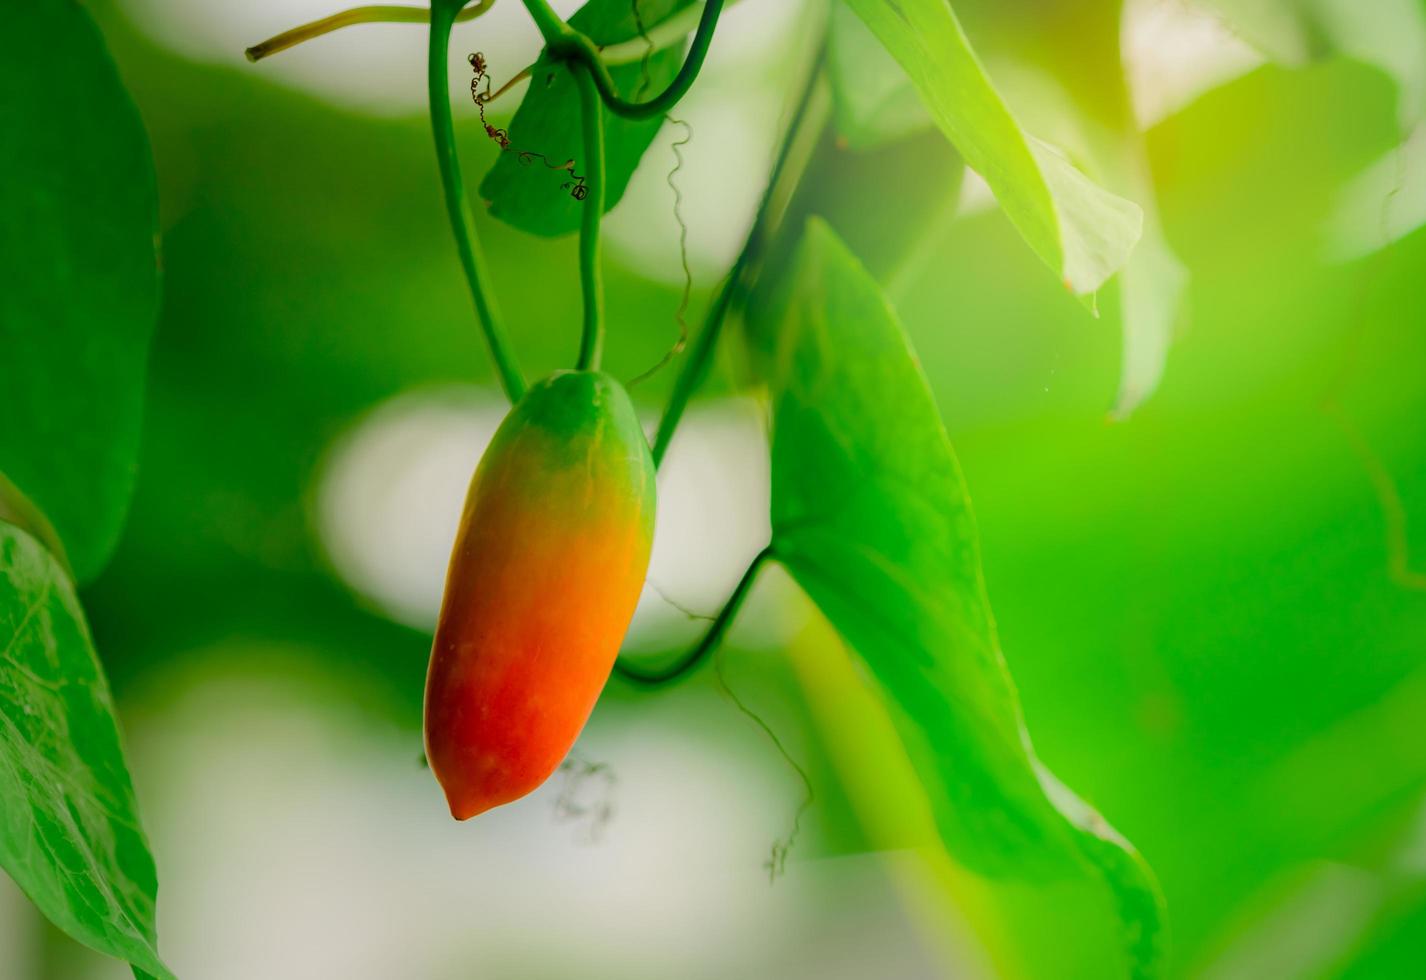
[424,371,655,820]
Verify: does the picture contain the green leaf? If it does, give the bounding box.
[0,521,171,979]
[0,0,161,582]
[479,0,693,237]
[753,219,1165,978]
[839,0,1142,295]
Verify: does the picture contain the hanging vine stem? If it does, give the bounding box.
[650,47,828,467]
[572,62,607,372]
[429,1,527,402]
[616,546,775,686]
[248,0,740,401]
[519,0,726,120]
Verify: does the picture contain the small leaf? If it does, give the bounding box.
[0,521,171,979]
[479,0,694,237]
[0,0,161,582]
[752,219,1165,978]
[839,0,1142,294]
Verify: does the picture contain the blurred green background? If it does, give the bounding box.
[4,0,1425,976]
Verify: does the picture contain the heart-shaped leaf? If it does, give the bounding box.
[751,219,1165,978]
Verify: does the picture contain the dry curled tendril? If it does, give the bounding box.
[470,53,588,201]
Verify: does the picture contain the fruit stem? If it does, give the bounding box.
[518,0,726,120]
[614,546,774,686]
[245,1,492,62]
[573,62,606,372]
[428,2,527,403]
[650,46,828,467]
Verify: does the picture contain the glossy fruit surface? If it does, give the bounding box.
[424,370,655,819]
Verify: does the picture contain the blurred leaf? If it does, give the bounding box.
[947,0,1186,416]
[755,126,965,294]
[754,219,1164,978]
[839,0,1142,294]
[0,0,160,583]
[0,522,170,980]
[1196,0,1426,126]
[479,0,692,237]
[825,2,932,150]
[1337,883,1426,979]
[1326,121,1426,259]
[1194,0,1426,259]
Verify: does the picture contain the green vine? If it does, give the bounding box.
[615,545,774,685]
[519,0,726,120]
[651,48,828,466]
[428,1,527,403]
[572,62,607,372]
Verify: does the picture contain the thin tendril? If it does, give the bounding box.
[645,578,716,622]
[469,53,511,148]
[628,116,694,388]
[649,45,827,466]
[713,649,814,881]
[520,152,588,198]
[470,53,589,200]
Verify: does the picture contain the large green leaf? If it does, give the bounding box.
[479,0,693,237]
[839,0,1142,295]
[0,521,170,979]
[0,0,160,582]
[752,219,1165,978]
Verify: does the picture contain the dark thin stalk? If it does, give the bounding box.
[246,2,492,62]
[520,0,725,119]
[614,546,774,687]
[428,3,527,403]
[573,62,606,371]
[650,49,827,466]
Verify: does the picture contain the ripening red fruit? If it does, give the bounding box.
[424,370,655,819]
